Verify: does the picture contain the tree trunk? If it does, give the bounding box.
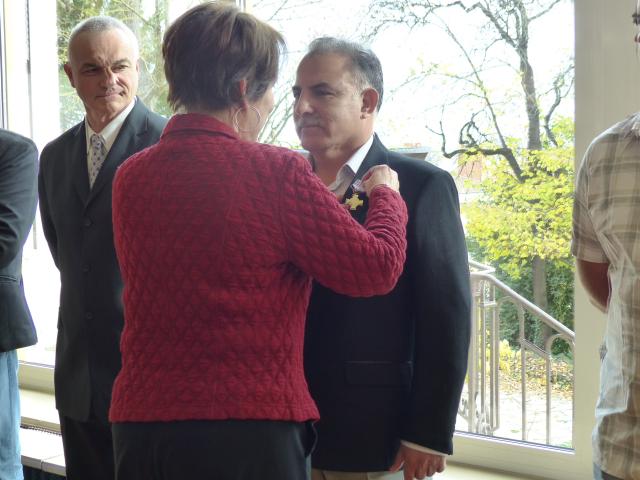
[522,58,542,151]
[532,255,551,344]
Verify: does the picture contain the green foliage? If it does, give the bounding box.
[545,258,574,332]
[463,133,574,278]
[497,340,573,394]
[56,0,103,65]
[465,118,575,355]
[468,226,574,356]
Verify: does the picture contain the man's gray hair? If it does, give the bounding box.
[68,16,140,60]
[304,37,384,111]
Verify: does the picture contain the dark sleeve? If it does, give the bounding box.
[37,145,58,267]
[0,133,38,268]
[280,153,408,297]
[401,169,471,454]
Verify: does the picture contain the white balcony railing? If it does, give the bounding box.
[458,260,575,448]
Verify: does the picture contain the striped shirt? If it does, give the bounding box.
[572,113,640,479]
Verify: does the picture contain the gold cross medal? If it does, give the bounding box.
[344,192,364,210]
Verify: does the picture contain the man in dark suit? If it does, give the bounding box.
[295,38,471,480]
[38,16,166,480]
[0,129,38,480]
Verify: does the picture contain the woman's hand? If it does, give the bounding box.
[361,165,400,195]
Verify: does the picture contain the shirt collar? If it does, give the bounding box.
[615,111,640,138]
[326,135,375,193]
[630,115,640,138]
[85,98,136,152]
[346,134,374,178]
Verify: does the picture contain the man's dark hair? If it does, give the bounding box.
[304,37,384,111]
[163,1,285,112]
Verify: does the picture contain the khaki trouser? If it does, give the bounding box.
[312,468,406,480]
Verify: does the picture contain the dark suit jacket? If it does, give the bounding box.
[0,129,38,352]
[304,135,471,471]
[38,100,166,423]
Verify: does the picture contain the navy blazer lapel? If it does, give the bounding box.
[352,134,389,181]
[88,101,148,201]
[70,122,90,202]
[344,135,388,223]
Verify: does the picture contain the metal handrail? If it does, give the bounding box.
[463,260,575,447]
[471,271,575,339]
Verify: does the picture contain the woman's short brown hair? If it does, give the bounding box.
[163,1,285,112]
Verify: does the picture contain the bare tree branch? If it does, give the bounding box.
[368,0,551,152]
[429,116,522,168]
[112,0,150,24]
[437,17,524,178]
[543,62,574,146]
[529,0,564,22]
[259,85,295,145]
[254,0,324,22]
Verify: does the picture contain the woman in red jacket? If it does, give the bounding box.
[109,3,408,479]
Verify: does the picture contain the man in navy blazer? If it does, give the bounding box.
[0,128,38,480]
[296,38,471,480]
[38,16,166,480]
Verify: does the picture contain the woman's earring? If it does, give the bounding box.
[232,106,262,133]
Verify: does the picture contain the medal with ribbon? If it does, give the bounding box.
[343,179,366,211]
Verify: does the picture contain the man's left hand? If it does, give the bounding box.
[389,444,446,479]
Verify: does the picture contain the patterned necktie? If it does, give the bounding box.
[89,133,106,188]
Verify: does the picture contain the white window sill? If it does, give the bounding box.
[20,388,59,433]
[19,388,65,476]
[20,427,65,477]
[440,463,542,479]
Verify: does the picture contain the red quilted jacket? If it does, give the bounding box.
[109,113,407,423]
